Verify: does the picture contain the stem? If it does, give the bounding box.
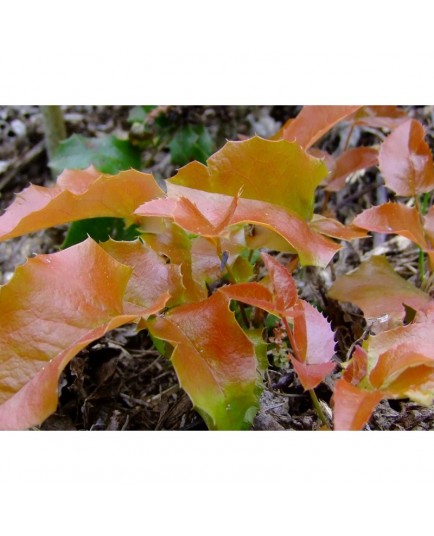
[40,106,67,179]
[309,389,329,428]
[416,192,431,285]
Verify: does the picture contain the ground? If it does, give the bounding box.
[1,104,434,431]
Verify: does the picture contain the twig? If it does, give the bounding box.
[0,140,46,192]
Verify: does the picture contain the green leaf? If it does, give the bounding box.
[61,217,140,249]
[127,105,156,123]
[169,124,213,166]
[50,134,141,175]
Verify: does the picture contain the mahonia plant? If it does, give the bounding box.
[0,104,433,431]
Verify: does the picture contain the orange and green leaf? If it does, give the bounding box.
[168,136,328,219]
[332,379,383,431]
[0,166,164,242]
[0,238,169,430]
[328,255,431,324]
[147,292,261,430]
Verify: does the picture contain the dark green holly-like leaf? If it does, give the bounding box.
[61,217,141,249]
[169,125,213,166]
[50,134,141,175]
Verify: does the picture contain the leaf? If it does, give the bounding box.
[168,136,328,220]
[379,119,434,197]
[353,106,408,130]
[136,184,342,267]
[50,134,141,175]
[61,217,140,249]
[290,300,336,389]
[328,255,432,324]
[169,124,214,166]
[310,214,368,241]
[0,166,164,242]
[325,147,378,192]
[260,252,297,311]
[0,238,168,430]
[343,346,369,385]
[277,106,362,149]
[332,379,383,431]
[100,239,185,308]
[147,292,261,430]
[369,341,434,392]
[352,203,429,250]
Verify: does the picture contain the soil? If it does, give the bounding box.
[1,104,434,431]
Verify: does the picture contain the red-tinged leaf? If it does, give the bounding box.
[261,252,298,312]
[292,300,336,365]
[310,214,368,240]
[219,283,278,316]
[353,203,429,250]
[290,359,336,391]
[147,292,260,430]
[168,136,328,220]
[369,341,434,390]
[100,239,185,308]
[353,106,408,130]
[343,346,369,385]
[385,365,434,406]
[379,119,434,196]
[0,238,168,430]
[278,106,362,149]
[328,255,431,324]
[137,185,342,267]
[142,222,208,303]
[0,167,164,241]
[325,147,378,192]
[332,379,383,431]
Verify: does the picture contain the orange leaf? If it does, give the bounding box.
[100,239,185,308]
[219,282,277,315]
[353,203,429,250]
[0,166,164,241]
[310,214,368,240]
[353,106,408,130]
[147,292,260,430]
[290,359,336,391]
[136,185,342,267]
[332,379,383,431]
[328,255,431,324]
[379,119,434,196]
[261,252,298,312]
[0,238,168,430]
[325,146,378,192]
[369,341,434,391]
[168,136,327,220]
[278,106,362,149]
[290,300,336,389]
[343,346,369,385]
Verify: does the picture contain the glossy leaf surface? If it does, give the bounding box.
[169,136,327,219]
[278,106,361,149]
[147,292,260,430]
[328,255,431,323]
[332,379,383,431]
[379,119,434,196]
[0,238,168,430]
[136,184,342,267]
[353,203,429,250]
[0,167,164,242]
[326,147,378,192]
